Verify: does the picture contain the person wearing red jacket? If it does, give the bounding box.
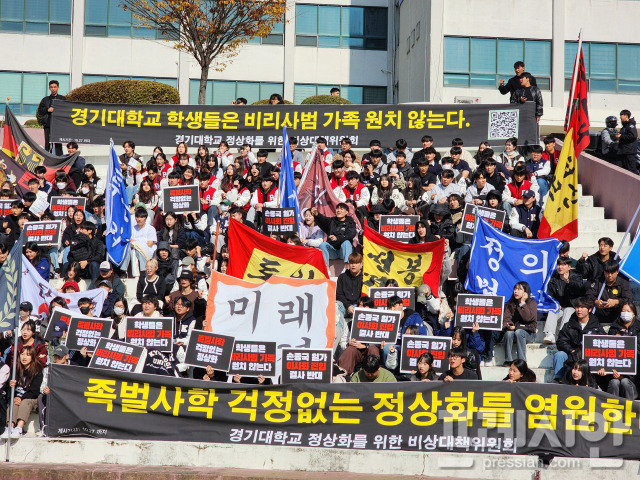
[199,172,217,226]
[7,320,48,368]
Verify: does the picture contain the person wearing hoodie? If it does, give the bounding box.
[154,241,179,296]
[485,189,511,235]
[615,109,638,174]
[64,221,104,281]
[429,203,455,243]
[509,189,541,238]
[553,297,605,382]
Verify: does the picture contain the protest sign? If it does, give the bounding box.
[50,196,86,219]
[583,335,637,375]
[369,287,415,310]
[125,317,173,353]
[183,330,234,370]
[400,335,452,374]
[281,348,332,383]
[228,340,277,377]
[24,220,61,246]
[29,196,49,217]
[162,185,200,214]
[88,338,146,373]
[43,306,74,342]
[350,308,401,344]
[65,317,112,352]
[0,200,14,216]
[454,294,505,331]
[263,207,298,235]
[460,203,507,235]
[379,215,419,242]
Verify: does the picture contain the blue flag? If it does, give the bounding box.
[465,217,561,312]
[105,140,132,266]
[279,126,300,220]
[0,231,24,333]
[620,224,640,285]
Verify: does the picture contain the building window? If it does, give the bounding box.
[189,80,284,105]
[84,0,170,39]
[83,75,178,89]
[565,41,640,93]
[0,0,71,35]
[295,4,387,50]
[443,36,551,90]
[294,84,387,104]
[246,16,284,45]
[0,71,70,116]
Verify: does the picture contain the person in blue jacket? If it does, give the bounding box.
[24,242,50,281]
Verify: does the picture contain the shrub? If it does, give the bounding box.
[251,99,294,105]
[301,95,352,105]
[66,80,180,104]
[24,119,43,128]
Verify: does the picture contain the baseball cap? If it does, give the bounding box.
[19,302,33,312]
[522,189,535,199]
[179,270,194,280]
[181,257,195,266]
[53,344,69,357]
[96,279,113,289]
[100,261,112,271]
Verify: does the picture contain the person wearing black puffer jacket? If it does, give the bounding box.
[543,257,585,345]
[553,297,605,382]
[429,203,455,243]
[616,109,638,174]
[311,203,357,266]
[512,73,543,123]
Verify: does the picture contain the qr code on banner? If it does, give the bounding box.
[488,110,519,140]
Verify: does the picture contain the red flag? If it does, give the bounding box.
[539,42,587,242]
[0,106,77,197]
[362,223,445,297]
[227,219,328,282]
[298,149,361,233]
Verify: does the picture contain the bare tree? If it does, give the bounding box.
[120,0,287,104]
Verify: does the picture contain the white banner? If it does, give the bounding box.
[205,271,336,380]
[21,255,107,318]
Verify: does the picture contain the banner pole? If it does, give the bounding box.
[566,30,583,130]
[5,325,19,462]
[594,201,640,306]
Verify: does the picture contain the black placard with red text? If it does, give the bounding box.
[350,308,401,344]
[65,317,113,352]
[369,287,415,310]
[162,185,200,214]
[400,335,452,374]
[280,348,332,383]
[183,330,234,370]
[460,204,506,235]
[88,338,146,373]
[50,196,86,219]
[24,220,62,246]
[583,335,637,375]
[43,306,74,342]
[454,294,505,331]
[263,208,298,235]
[379,215,419,243]
[228,340,277,377]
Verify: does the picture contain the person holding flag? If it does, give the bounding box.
[279,126,300,222]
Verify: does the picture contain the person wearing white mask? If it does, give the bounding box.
[109,297,129,341]
[595,302,640,400]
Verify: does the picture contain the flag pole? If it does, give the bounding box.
[5,325,19,461]
[594,201,640,306]
[566,29,583,130]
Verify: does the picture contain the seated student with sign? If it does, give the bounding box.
[500,282,537,366]
[335,253,364,346]
[172,296,196,372]
[553,297,605,383]
[350,354,396,383]
[485,190,510,234]
[436,312,484,374]
[409,351,438,382]
[544,257,585,344]
[311,204,356,267]
[439,346,478,381]
[594,302,639,400]
[586,259,633,324]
